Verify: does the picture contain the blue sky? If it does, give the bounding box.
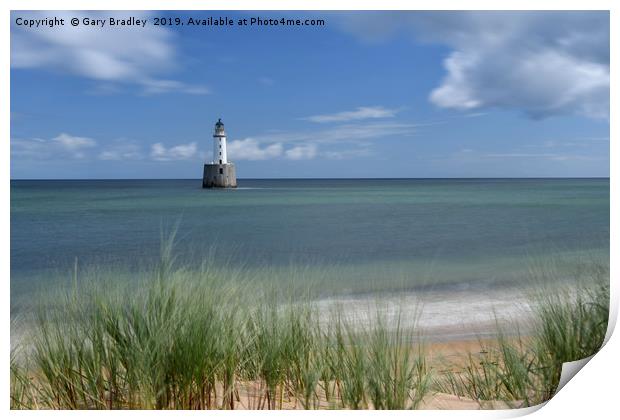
[10,11,609,179]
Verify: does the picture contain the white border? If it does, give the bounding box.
[2,1,616,419]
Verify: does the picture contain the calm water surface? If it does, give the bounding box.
[11,178,609,305]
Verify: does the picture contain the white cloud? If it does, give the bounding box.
[11,11,209,95]
[285,144,317,160]
[339,12,609,119]
[304,106,399,123]
[12,133,97,159]
[52,133,96,150]
[430,47,609,119]
[227,138,283,160]
[228,138,319,161]
[99,143,143,160]
[150,142,198,161]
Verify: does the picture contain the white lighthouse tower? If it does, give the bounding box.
[202,118,237,188]
[213,118,228,164]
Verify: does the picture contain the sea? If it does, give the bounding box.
[10,178,610,339]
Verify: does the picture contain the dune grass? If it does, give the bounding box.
[435,273,609,408]
[10,238,610,410]
[10,246,434,409]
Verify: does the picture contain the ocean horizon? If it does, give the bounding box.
[10,176,612,180]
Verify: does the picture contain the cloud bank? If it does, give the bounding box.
[225,121,416,161]
[11,11,209,95]
[339,11,609,119]
[12,134,204,163]
[12,133,97,160]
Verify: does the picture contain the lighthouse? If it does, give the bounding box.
[202,118,237,188]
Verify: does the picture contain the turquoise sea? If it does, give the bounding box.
[10,178,609,335]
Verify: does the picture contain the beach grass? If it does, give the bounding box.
[435,272,609,408]
[11,252,433,409]
[10,242,609,410]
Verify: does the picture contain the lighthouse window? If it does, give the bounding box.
[219,168,224,175]
[219,152,222,156]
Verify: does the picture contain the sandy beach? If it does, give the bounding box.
[163,338,522,410]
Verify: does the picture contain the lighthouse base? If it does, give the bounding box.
[202,163,237,188]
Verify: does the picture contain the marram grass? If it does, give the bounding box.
[10,246,610,410]
[10,256,434,410]
[435,276,609,408]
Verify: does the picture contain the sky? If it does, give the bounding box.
[10,11,610,179]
